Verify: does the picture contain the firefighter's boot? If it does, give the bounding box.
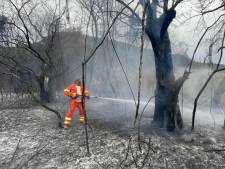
[64,117,72,128]
[79,116,85,123]
[63,124,69,129]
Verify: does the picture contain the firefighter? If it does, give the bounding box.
[63,80,90,129]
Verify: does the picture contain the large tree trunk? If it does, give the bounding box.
[152,32,183,131]
[145,3,187,131]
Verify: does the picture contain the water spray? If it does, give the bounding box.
[89,96,154,105]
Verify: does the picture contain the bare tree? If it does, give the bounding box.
[190,0,225,130]
[0,0,67,103]
[106,0,188,131]
[0,0,70,127]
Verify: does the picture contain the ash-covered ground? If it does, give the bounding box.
[1,99,225,169]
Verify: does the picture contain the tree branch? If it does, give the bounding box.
[134,1,148,125]
[84,0,135,64]
[160,8,176,40]
[171,0,184,10]
[188,14,225,72]
[202,4,225,15]
[192,29,225,131]
[115,0,141,22]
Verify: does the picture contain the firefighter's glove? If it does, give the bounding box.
[71,93,76,98]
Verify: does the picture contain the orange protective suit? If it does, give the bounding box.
[63,83,90,127]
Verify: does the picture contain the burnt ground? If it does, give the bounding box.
[1,100,225,169]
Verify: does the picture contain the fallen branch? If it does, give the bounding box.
[205,149,225,152]
[140,138,152,169]
[28,89,63,128]
[8,137,22,167]
[119,137,132,167]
